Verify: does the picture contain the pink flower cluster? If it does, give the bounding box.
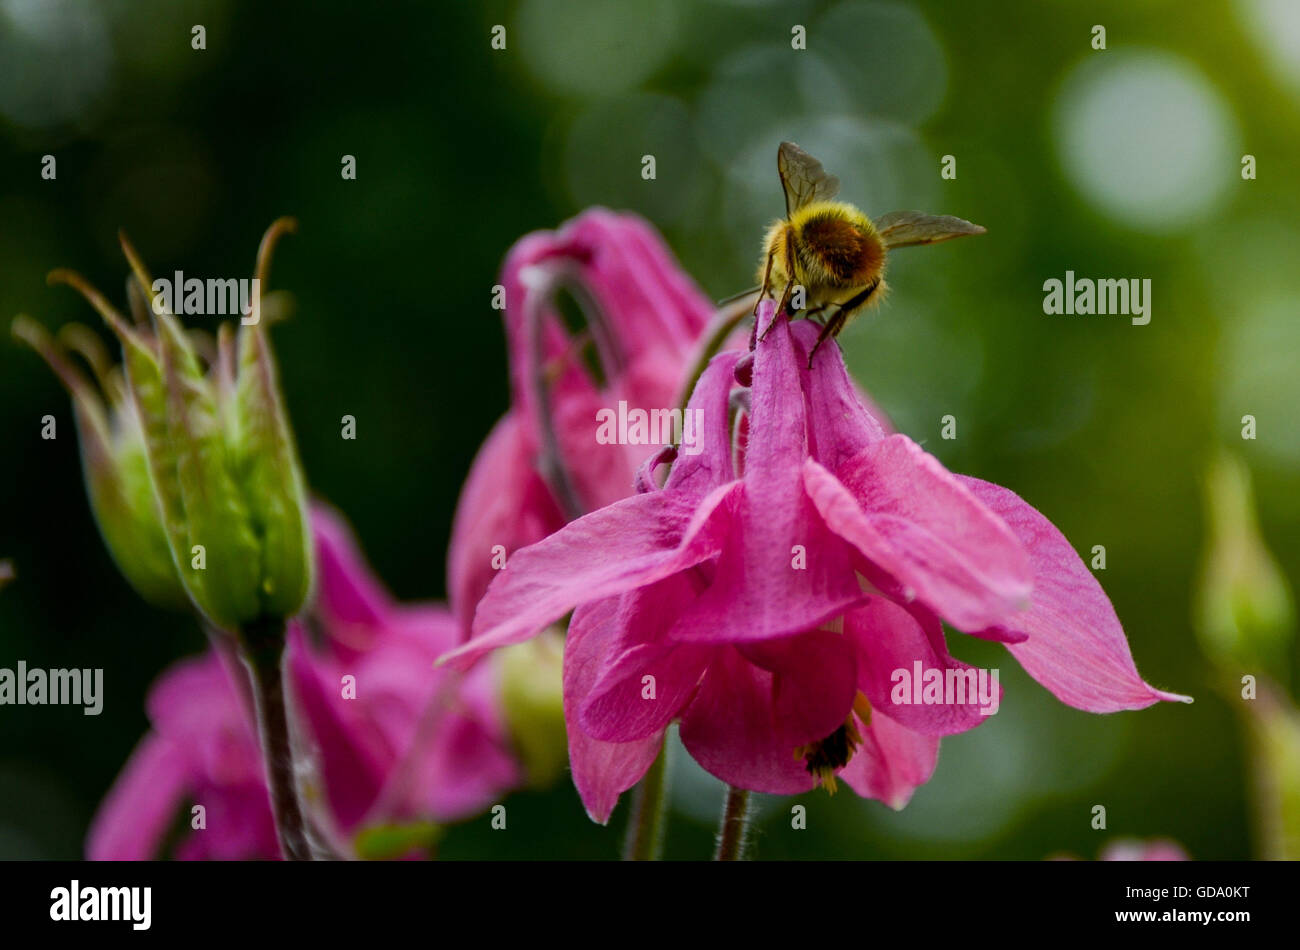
[441,216,1188,822]
[90,208,1187,857]
[88,507,518,859]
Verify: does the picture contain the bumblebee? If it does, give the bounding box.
[756,141,986,363]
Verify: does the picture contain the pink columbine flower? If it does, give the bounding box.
[87,505,519,860]
[446,209,717,637]
[442,301,1188,822]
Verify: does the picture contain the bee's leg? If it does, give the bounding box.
[759,279,795,341]
[806,280,878,366]
[752,251,774,319]
[807,310,848,366]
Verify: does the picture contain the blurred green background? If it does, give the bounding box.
[2,0,1298,859]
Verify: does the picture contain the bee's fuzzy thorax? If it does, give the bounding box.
[758,201,886,296]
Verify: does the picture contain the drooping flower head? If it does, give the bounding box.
[447,209,724,636]
[443,300,1189,821]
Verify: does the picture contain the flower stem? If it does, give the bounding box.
[241,618,312,861]
[622,741,671,860]
[713,785,752,861]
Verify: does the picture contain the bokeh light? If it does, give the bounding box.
[1053,49,1239,232]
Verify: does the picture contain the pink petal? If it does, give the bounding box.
[563,210,712,362]
[838,710,939,810]
[173,784,278,861]
[565,597,665,824]
[496,210,713,514]
[661,351,741,497]
[286,629,389,831]
[147,652,261,787]
[669,313,864,644]
[579,573,713,743]
[789,320,887,471]
[958,477,1192,711]
[86,734,190,860]
[678,645,821,795]
[803,438,1033,631]
[737,629,859,750]
[442,480,740,669]
[414,659,520,821]
[446,411,567,637]
[310,502,392,635]
[845,598,997,736]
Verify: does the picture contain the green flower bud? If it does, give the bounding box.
[19,220,313,636]
[1194,451,1295,679]
[497,627,567,789]
[1242,686,1300,860]
[13,316,187,609]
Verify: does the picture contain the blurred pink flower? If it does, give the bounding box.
[443,302,1188,821]
[1098,838,1189,861]
[446,209,717,637]
[85,648,278,860]
[87,505,519,860]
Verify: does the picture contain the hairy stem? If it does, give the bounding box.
[622,741,671,860]
[241,618,312,861]
[673,296,755,413]
[713,785,752,861]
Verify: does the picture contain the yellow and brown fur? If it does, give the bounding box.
[758,201,888,360]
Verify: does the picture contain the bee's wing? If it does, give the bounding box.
[778,141,840,218]
[873,211,986,248]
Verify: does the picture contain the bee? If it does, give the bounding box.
[755,141,986,364]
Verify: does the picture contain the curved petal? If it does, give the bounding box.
[564,598,665,824]
[442,481,740,669]
[737,629,858,750]
[838,710,939,810]
[845,598,997,736]
[310,502,392,633]
[789,320,886,471]
[579,573,712,743]
[958,477,1192,711]
[562,209,712,362]
[678,645,820,795]
[662,350,741,498]
[497,210,713,515]
[804,441,1033,632]
[446,411,566,638]
[86,734,190,860]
